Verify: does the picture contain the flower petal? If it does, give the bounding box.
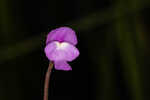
[46,27,77,45]
[44,41,79,61]
[54,61,72,71]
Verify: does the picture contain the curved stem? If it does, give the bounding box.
[44,62,53,100]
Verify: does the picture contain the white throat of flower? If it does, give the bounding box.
[56,42,68,50]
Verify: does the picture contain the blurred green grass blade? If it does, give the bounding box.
[97,32,116,100]
[0,0,14,39]
[114,1,143,100]
[0,35,41,64]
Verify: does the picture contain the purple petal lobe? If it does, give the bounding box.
[44,41,79,61]
[54,61,72,71]
[46,27,77,45]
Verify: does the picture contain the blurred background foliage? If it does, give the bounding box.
[0,0,150,100]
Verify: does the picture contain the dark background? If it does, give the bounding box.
[0,0,150,100]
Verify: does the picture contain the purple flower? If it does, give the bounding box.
[44,27,80,71]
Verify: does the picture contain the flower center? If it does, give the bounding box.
[56,42,68,50]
